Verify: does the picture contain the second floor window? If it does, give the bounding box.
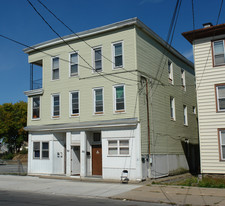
[113,42,123,68]
[94,88,103,114]
[114,85,125,112]
[216,84,225,112]
[70,91,79,116]
[168,61,173,84]
[32,96,40,119]
[93,47,102,72]
[70,52,78,76]
[52,94,60,117]
[213,40,225,66]
[52,57,59,80]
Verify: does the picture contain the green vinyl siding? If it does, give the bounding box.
[136,27,198,155]
[27,26,139,126]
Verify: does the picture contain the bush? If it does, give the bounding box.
[1,152,15,160]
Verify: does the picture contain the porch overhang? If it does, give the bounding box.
[24,118,138,132]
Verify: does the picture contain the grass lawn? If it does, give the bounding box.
[152,176,225,188]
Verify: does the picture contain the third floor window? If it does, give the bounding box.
[52,57,59,80]
[213,40,225,66]
[70,52,78,76]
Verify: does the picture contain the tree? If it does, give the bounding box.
[0,101,27,153]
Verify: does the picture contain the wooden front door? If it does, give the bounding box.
[92,145,102,176]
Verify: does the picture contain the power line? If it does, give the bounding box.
[216,0,224,25]
[36,0,138,78]
[0,33,138,86]
[26,0,122,85]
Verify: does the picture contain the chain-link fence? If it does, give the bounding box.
[0,159,27,175]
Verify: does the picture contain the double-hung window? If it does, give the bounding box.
[113,42,123,68]
[70,52,78,76]
[33,142,49,159]
[218,129,225,160]
[168,60,173,84]
[183,105,188,126]
[114,85,125,112]
[181,69,186,90]
[94,88,103,114]
[32,96,40,119]
[213,40,225,66]
[108,139,129,156]
[215,84,225,112]
[170,96,175,120]
[70,91,79,116]
[52,57,59,80]
[93,47,102,72]
[52,94,60,117]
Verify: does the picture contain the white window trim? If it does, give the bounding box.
[219,130,225,161]
[113,84,126,113]
[170,96,176,121]
[216,85,225,112]
[51,56,60,81]
[168,60,174,84]
[69,90,80,117]
[51,93,60,119]
[183,105,188,126]
[33,141,49,160]
[31,96,41,121]
[93,87,104,115]
[92,46,103,73]
[112,41,124,70]
[107,139,130,156]
[69,51,79,77]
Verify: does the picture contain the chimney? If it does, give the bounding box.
[203,22,213,28]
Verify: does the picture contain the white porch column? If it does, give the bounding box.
[66,132,71,176]
[80,131,87,177]
[28,133,32,174]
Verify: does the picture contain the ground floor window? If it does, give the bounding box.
[33,141,49,159]
[219,129,225,160]
[108,139,129,156]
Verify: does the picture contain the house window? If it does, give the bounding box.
[216,84,225,112]
[213,40,225,66]
[193,106,196,114]
[52,57,59,80]
[70,91,79,116]
[32,96,40,119]
[114,85,125,112]
[52,94,60,117]
[93,47,102,72]
[219,130,225,160]
[113,42,123,68]
[33,142,49,159]
[94,88,103,114]
[108,140,129,156]
[181,69,186,90]
[168,61,173,84]
[183,105,188,126]
[70,52,78,76]
[170,96,175,120]
[33,142,40,159]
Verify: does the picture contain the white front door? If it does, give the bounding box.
[53,140,65,174]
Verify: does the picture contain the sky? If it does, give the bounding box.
[0,0,224,104]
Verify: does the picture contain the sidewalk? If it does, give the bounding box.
[113,184,225,206]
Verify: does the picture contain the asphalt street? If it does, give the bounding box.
[0,190,171,206]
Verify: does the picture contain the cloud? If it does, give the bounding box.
[139,0,164,5]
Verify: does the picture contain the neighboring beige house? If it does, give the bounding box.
[24,18,198,180]
[183,23,225,175]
